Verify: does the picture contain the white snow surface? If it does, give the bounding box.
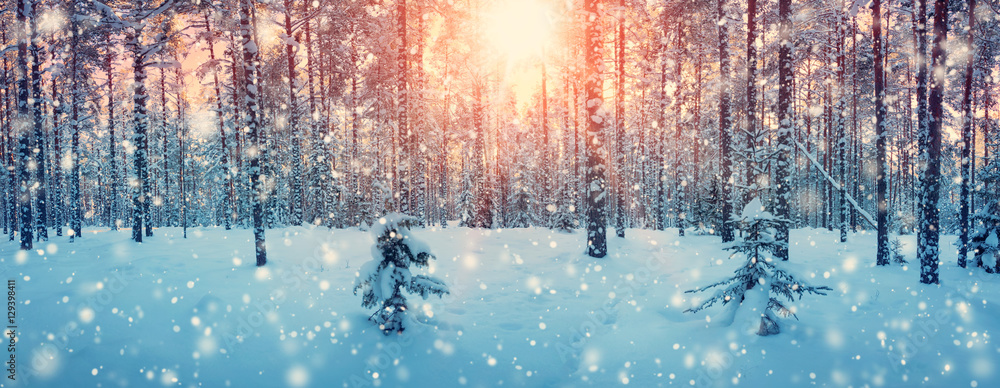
[1,226,998,387]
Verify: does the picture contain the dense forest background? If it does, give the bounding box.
[1,0,998,280]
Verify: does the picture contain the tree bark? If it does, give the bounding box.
[584,0,607,258]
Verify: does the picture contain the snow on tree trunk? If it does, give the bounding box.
[70,17,83,242]
[283,0,304,226]
[773,0,792,261]
[584,0,607,258]
[717,0,735,243]
[354,213,448,335]
[16,0,32,250]
[614,0,626,239]
[835,11,849,244]
[241,0,267,266]
[874,0,890,266]
[918,0,947,284]
[30,0,47,243]
[958,0,976,268]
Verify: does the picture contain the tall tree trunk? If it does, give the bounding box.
[159,66,169,228]
[397,0,410,215]
[51,75,62,236]
[874,0,890,266]
[16,0,33,249]
[919,0,947,284]
[204,13,231,230]
[284,0,303,225]
[655,14,668,232]
[958,0,976,268]
[30,0,47,242]
[584,0,607,258]
[836,7,849,243]
[106,51,118,230]
[774,0,793,261]
[614,0,626,238]
[717,0,734,243]
[70,15,83,241]
[178,67,187,238]
[745,0,758,207]
[672,29,685,237]
[241,0,267,266]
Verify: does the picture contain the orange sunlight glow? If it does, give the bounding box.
[485,0,552,63]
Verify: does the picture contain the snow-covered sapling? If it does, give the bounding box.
[969,200,1000,273]
[684,198,831,336]
[549,181,577,233]
[354,213,449,334]
[890,238,908,265]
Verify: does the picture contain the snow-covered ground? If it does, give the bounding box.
[1,225,997,387]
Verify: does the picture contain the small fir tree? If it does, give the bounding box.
[890,238,908,265]
[354,213,449,334]
[969,154,1000,272]
[550,181,577,233]
[685,198,830,336]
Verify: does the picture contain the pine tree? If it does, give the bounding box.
[457,157,475,228]
[685,198,831,336]
[550,180,577,233]
[970,129,1000,272]
[353,213,448,335]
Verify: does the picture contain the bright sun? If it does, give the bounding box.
[485,0,552,62]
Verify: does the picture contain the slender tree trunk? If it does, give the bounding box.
[204,13,231,230]
[284,0,303,225]
[958,0,976,268]
[655,15,668,232]
[178,67,187,238]
[614,0,626,238]
[51,75,62,236]
[717,0,734,243]
[745,0,758,207]
[397,0,410,215]
[106,51,118,231]
[30,0,47,242]
[874,0,890,265]
[836,7,849,243]
[70,16,83,241]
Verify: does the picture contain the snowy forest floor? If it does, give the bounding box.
[1,225,998,387]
